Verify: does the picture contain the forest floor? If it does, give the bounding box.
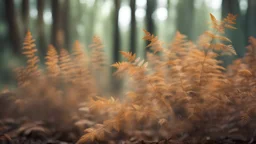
[0,117,254,144]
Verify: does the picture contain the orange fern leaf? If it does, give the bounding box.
[120,51,136,62]
[59,48,75,81]
[45,45,60,77]
[22,31,40,76]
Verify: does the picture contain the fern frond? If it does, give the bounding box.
[143,29,164,54]
[223,13,237,25]
[204,31,231,42]
[72,40,88,65]
[111,62,130,69]
[14,67,29,87]
[238,69,252,77]
[45,45,60,77]
[59,48,74,81]
[120,51,136,62]
[132,57,148,68]
[22,31,40,76]
[72,40,91,84]
[89,36,106,70]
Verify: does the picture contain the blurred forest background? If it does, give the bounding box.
[0,0,254,88]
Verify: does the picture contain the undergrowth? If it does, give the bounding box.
[1,13,256,144]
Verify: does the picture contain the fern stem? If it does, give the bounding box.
[149,82,175,120]
[178,72,188,97]
[198,30,217,86]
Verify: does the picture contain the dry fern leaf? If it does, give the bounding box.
[22,31,40,76]
[158,118,167,126]
[204,31,231,43]
[238,69,252,77]
[210,13,237,33]
[45,45,60,77]
[133,57,148,68]
[72,40,91,83]
[111,62,131,77]
[72,40,88,65]
[143,29,164,53]
[240,112,251,126]
[59,48,75,81]
[77,128,98,143]
[78,120,117,143]
[14,67,29,87]
[209,13,224,33]
[120,51,136,62]
[89,36,106,70]
[224,13,237,25]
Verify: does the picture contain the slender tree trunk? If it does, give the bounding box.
[62,0,70,49]
[4,0,22,54]
[37,0,46,59]
[130,0,136,54]
[222,0,245,58]
[86,1,98,47]
[22,0,29,33]
[51,0,61,51]
[145,0,156,57]
[176,0,194,39]
[51,0,70,51]
[112,0,121,94]
[245,0,256,41]
[113,0,120,63]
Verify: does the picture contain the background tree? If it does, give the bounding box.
[62,0,70,50]
[4,0,22,54]
[37,0,46,60]
[145,0,156,57]
[113,0,120,64]
[245,0,256,41]
[21,0,29,34]
[112,0,121,94]
[221,0,245,65]
[130,0,136,54]
[176,0,194,40]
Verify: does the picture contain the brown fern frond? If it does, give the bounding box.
[223,13,237,25]
[205,31,232,43]
[22,31,40,77]
[72,40,88,66]
[120,51,136,62]
[132,57,148,68]
[143,29,164,54]
[111,62,130,69]
[240,112,251,125]
[14,67,29,87]
[89,36,106,70]
[209,13,237,33]
[72,40,91,83]
[59,48,75,82]
[210,13,224,33]
[238,69,252,78]
[45,45,60,77]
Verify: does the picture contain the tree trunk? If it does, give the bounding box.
[62,0,70,50]
[22,0,29,34]
[51,0,61,51]
[113,0,120,63]
[222,0,245,58]
[86,1,98,47]
[245,0,256,41]
[130,0,136,54]
[145,0,156,57]
[4,0,22,54]
[112,0,121,94]
[176,0,194,39]
[37,0,46,59]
